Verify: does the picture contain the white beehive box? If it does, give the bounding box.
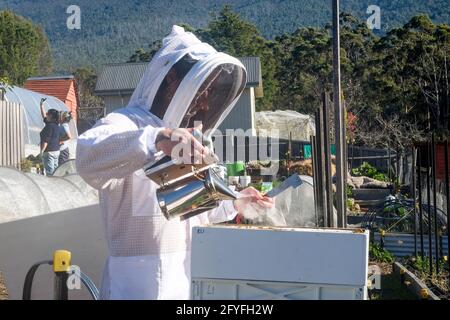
[191,225,369,300]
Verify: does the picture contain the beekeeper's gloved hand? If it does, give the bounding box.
[233,186,274,215]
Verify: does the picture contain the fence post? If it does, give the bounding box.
[417,147,425,260]
[332,0,347,228]
[323,93,334,227]
[426,139,433,275]
[412,146,418,257]
[445,139,450,290]
[431,133,440,273]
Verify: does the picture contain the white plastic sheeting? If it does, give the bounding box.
[241,175,337,227]
[273,175,316,227]
[255,110,315,141]
[241,175,317,227]
[53,159,78,177]
[0,167,98,224]
[3,86,78,147]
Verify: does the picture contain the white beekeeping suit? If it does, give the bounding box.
[76,25,247,300]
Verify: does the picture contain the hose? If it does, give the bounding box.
[78,270,99,300]
[22,260,52,300]
[23,259,99,300]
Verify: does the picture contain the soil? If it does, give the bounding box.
[368,262,417,300]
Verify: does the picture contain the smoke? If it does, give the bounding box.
[238,175,318,228]
[238,201,287,226]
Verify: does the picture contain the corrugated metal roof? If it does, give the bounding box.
[238,57,261,87]
[27,75,74,81]
[94,57,262,94]
[95,62,148,94]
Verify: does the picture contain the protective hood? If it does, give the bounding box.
[128,25,247,136]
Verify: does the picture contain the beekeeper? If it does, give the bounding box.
[76,25,273,300]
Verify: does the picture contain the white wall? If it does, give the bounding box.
[103,95,131,114]
[218,88,255,135]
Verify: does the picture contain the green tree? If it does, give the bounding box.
[272,12,378,116]
[73,67,104,110]
[364,15,450,141]
[272,27,332,114]
[198,6,278,110]
[127,6,279,110]
[0,10,53,85]
[128,40,162,63]
[73,67,97,96]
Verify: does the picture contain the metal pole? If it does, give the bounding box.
[319,107,329,227]
[445,78,450,293]
[388,147,392,184]
[54,271,69,300]
[431,133,439,273]
[315,110,325,227]
[412,146,417,257]
[311,135,319,222]
[426,140,433,275]
[343,101,348,211]
[396,146,400,190]
[417,148,424,260]
[444,139,450,290]
[332,0,347,228]
[323,93,334,227]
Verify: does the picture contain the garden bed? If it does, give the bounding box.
[393,261,443,300]
[400,257,449,299]
[369,242,449,299]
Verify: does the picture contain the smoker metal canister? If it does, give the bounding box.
[157,168,236,220]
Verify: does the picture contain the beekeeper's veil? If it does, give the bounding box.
[128,25,247,136]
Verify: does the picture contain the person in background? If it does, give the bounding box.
[58,111,72,165]
[39,98,61,176]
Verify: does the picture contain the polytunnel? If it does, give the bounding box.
[0,166,98,224]
[3,86,78,154]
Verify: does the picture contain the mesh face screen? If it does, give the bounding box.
[180,64,246,131]
[150,54,198,119]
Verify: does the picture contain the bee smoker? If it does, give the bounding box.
[144,152,237,221]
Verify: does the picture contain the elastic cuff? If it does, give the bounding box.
[145,126,165,155]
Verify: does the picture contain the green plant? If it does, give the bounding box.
[346,184,354,198]
[369,243,395,263]
[373,172,388,182]
[352,162,376,177]
[411,256,447,274]
[20,158,33,172]
[352,162,389,182]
